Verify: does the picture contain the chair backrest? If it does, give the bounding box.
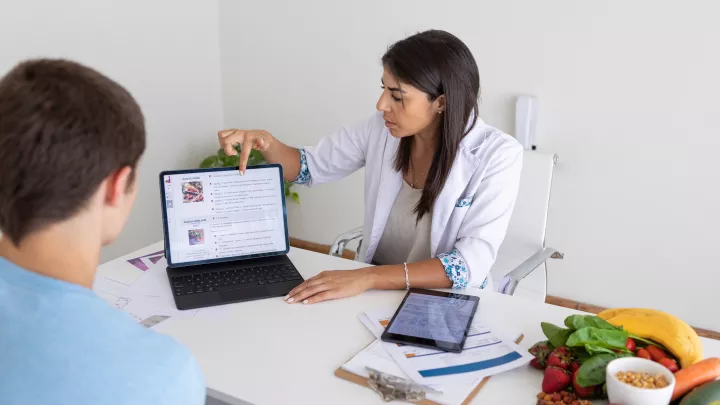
[489,151,556,297]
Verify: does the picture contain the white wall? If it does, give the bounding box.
[0,0,224,262]
[219,0,720,330]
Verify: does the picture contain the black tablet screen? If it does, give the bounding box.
[386,292,476,344]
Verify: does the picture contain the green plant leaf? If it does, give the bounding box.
[566,327,629,351]
[627,333,660,348]
[565,315,621,331]
[570,347,592,361]
[584,344,617,356]
[541,322,572,348]
[200,156,220,169]
[247,149,265,166]
[222,154,240,167]
[576,353,617,387]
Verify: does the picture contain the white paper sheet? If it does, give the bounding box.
[93,256,229,325]
[342,339,486,405]
[122,294,198,318]
[127,258,172,298]
[363,308,532,386]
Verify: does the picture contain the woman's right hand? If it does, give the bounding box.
[217,129,273,174]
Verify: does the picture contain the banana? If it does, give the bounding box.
[597,308,703,368]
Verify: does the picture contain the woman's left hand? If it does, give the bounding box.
[285,269,375,305]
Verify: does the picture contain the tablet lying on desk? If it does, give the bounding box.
[380,288,480,353]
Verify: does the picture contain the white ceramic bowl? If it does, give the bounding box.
[605,357,676,405]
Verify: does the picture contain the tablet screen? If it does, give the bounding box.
[161,166,288,266]
[387,292,476,344]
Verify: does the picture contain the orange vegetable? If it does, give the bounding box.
[671,358,720,401]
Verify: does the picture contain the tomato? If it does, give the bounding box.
[647,345,669,362]
[636,348,652,360]
[659,357,679,373]
[625,338,637,352]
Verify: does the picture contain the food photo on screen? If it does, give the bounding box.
[182,181,204,203]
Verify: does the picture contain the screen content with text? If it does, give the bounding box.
[163,167,287,265]
[387,294,476,344]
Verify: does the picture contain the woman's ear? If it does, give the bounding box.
[435,95,446,114]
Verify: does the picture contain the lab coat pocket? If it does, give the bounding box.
[445,204,472,239]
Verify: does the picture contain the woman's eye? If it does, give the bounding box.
[381,86,402,102]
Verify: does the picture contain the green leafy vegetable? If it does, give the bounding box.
[576,353,617,387]
[570,347,592,361]
[564,315,621,331]
[584,344,618,356]
[566,327,629,351]
[628,333,661,348]
[541,322,573,348]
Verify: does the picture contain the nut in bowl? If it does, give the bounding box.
[606,357,676,405]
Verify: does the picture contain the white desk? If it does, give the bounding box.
[98,242,720,405]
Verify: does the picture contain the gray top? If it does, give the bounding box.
[372,181,433,265]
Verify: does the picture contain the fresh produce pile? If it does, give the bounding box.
[535,390,593,405]
[528,309,720,404]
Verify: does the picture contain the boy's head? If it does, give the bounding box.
[0,59,146,247]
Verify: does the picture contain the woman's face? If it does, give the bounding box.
[376,67,444,138]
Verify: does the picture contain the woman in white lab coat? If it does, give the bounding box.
[217,30,523,305]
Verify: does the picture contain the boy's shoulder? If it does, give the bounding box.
[0,260,205,405]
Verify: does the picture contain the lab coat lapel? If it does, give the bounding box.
[431,144,481,256]
[367,136,402,259]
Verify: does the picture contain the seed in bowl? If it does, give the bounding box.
[615,371,669,389]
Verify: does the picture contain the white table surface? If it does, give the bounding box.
[98,242,720,405]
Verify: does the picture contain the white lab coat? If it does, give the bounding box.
[302,112,523,289]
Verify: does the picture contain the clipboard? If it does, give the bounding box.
[334,334,524,405]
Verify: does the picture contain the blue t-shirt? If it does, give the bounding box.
[0,258,206,405]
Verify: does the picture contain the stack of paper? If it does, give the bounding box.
[341,308,532,405]
[93,250,226,328]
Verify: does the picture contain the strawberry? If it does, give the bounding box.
[570,361,582,373]
[528,341,553,369]
[542,366,572,393]
[546,347,572,370]
[530,358,545,370]
[572,369,598,398]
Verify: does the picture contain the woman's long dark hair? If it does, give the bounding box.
[382,30,480,221]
